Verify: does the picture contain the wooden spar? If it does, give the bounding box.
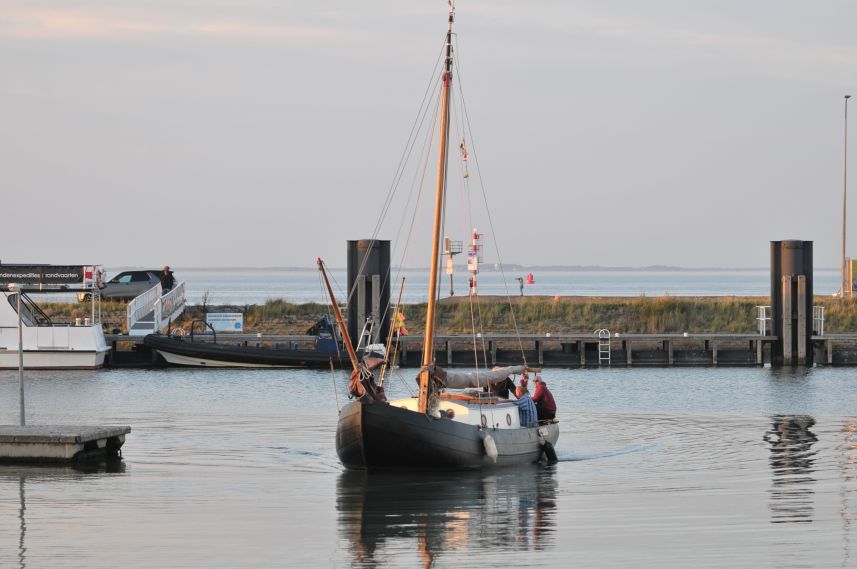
[379,277,406,386]
[418,7,455,414]
[317,258,360,373]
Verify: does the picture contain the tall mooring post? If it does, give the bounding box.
[770,240,813,366]
[346,240,390,350]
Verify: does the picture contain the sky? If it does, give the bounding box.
[0,0,855,269]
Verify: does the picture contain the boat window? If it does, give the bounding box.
[111,273,133,283]
[7,294,36,326]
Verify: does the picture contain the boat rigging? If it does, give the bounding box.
[320,1,559,470]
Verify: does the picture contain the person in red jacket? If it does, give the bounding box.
[532,376,556,421]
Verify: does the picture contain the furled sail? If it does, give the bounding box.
[431,365,526,389]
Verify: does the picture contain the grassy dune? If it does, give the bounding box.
[38,295,857,335]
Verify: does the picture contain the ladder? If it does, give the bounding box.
[595,329,611,366]
[356,317,376,352]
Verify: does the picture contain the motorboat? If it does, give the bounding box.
[143,315,375,368]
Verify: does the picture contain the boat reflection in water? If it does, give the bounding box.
[337,466,557,567]
[4,460,125,569]
[764,415,818,524]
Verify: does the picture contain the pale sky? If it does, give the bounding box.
[1,0,855,269]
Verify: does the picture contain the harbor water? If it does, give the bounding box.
[1,365,855,568]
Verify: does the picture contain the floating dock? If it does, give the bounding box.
[106,332,857,367]
[0,426,130,463]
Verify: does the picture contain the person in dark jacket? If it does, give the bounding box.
[485,376,516,399]
[532,376,556,421]
[160,265,175,292]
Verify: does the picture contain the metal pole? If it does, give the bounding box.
[845,95,851,297]
[16,289,26,426]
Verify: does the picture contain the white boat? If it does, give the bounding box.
[0,265,110,369]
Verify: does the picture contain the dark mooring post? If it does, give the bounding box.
[346,240,391,349]
[770,240,813,366]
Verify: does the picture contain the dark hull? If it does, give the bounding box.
[336,400,559,470]
[143,335,347,368]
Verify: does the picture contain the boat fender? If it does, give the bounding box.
[541,441,558,464]
[483,434,498,463]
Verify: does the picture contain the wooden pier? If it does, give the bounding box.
[395,333,776,367]
[106,332,857,367]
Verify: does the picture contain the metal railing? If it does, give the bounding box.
[161,281,185,321]
[127,283,162,332]
[125,281,186,336]
[756,306,771,336]
[755,305,825,336]
[813,305,825,336]
[126,282,187,333]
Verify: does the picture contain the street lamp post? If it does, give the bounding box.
[843,94,851,298]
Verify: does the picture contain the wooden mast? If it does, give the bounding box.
[418,4,455,413]
[317,257,361,373]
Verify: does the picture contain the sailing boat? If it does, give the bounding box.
[320,3,559,470]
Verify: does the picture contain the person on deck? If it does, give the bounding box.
[511,377,538,427]
[486,376,516,399]
[532,376,556,421]
[160,266,175,292]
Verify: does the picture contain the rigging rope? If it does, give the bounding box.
[344,39,448,309]
[452,38,529,368]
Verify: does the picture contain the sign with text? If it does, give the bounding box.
[206,313,244,332]
[0,264,88,285]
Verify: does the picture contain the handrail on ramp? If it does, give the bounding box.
[127,282,186,336]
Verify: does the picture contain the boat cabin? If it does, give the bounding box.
[0,264,109,369]
[391,392,525,429]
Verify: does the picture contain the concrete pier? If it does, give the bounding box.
[0,426,130,463]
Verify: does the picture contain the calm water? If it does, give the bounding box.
[1,366,856,568]
[143,268,840,305]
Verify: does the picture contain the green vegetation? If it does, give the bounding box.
[36,295,857,335]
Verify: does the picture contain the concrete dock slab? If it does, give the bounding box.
[0,425,130,463]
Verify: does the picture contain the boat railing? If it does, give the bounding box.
[20,293,53,327]
[189,319,217,343]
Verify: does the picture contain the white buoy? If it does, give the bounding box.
[483,434,498,463]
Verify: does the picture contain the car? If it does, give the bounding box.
[77,270,163,302]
